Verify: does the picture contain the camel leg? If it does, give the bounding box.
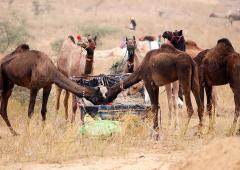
[63,90,70,120]
[178,71,195,136]
[229,88,240,136]
[191,84,204,135]
[205,85,214,132]
[28,89,39,119]
[55,85,62,111]
[144,81,160,139]
[178,83,184,106]
[212,87,218,118]
[200,86,205,109]
[41,85,52,121]
[165,84,173,127]
[181,89,194,136]
[172,81,180,129]
[0,84,17,135]
[71,94,79,123]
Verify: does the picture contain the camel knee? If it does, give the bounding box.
[187,108,194,118]
[151,105,159,112]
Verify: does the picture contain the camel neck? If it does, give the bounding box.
[127,50,135,73]
[84,53,94,74]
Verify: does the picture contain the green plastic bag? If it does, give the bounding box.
[79,120,121,137]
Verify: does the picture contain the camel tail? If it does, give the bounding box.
[0,65,3,94]
[191,59,200,93]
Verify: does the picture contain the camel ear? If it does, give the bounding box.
[179,30,183,35]
[126,37,128,42]
[68,35,76,44]
[93,36,97,42]
[95,87,100,92]
[133,36,135,40]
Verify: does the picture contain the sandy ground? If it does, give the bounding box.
[0,151,178,170]
[1,136,239,170]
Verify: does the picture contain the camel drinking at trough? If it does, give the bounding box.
[0,44,105,136]
[106,44,204,138]
[56,35,97,123]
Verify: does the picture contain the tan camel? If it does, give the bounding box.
[0,44,105,136]
[56,35,97,123]
[106,44,204,138]
[195,38,240,134]
[209,9,240,25]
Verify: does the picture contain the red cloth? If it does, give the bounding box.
[76,35,81,41]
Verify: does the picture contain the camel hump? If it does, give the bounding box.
[139,35,155,41]
[185,40,197,47]
[14,44,30,53]
[217,38,234,51]
[160,44,180,53]
[209,13,216,17]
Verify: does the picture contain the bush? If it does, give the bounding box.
[0,14,30,53]
[110,58,125,74]
[78,24,121,38]
[51,39,64,55]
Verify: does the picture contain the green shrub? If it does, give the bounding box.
[51,39,64,55]
[78,24,121,38]
[0,14,30,53]
[110,58,125,74]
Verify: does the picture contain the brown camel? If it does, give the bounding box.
[0,44,105,136]
[209,9,240,25]
[56,35,97,123]
[163,30,219,128]
[194,38,240,134]
[106,44,204,138]
[121,36,151,104]
[186,40,218,114]
[123,36,140,73]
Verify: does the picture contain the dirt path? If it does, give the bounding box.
[0,149,185,170]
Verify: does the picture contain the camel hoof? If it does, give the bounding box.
[152,133,160,141]
[236,129,240,136]
[151,130,160,141]
[207,126,215,135]
[12,132,20,136]
[177,97,184,109]
[194,131,203,138]
[80,121,85,126]
[227,128,235,137]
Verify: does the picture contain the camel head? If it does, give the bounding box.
[216,38,235,52]
[162,30,185,51]
[126,36,136,59]
[105,85,121,103]
[85,87,107,105]
[77,35,97,55]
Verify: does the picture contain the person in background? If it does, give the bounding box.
[129,17,137,30]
